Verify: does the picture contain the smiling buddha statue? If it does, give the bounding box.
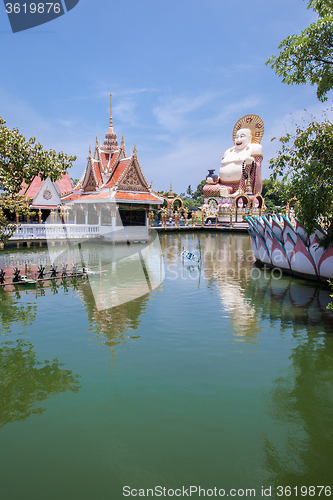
[203,114,264,198]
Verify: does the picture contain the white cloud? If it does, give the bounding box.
[153,91,219,132]
[114,99,138,127]
[204,96,263,128]
[98,87,160,97]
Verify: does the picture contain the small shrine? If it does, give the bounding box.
[158,180,194,228]
[18,173,73,223]
[202,114,265,222]
[163,180,183,212]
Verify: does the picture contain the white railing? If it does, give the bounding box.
[11,223,100,240]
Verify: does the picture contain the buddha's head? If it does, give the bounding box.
[234,128,252,150]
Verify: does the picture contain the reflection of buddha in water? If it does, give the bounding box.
[204,114,264,197]
[202,234,261,343]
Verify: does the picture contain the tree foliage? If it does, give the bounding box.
[0,116,76,194]
[186,184,193,197]
[266,0,333,101]
[70,177,80,187]
[0,116,76,243]
[0,194,34,243]
[261,178,284,212]
[308,0,333,17]
[181,179,206,207]
[270,119,333,247]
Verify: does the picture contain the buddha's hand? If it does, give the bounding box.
[206,176,217,184]
[245,156,254,165]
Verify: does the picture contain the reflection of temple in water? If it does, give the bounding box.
[77,281,150,356]
[1,237,162,360]
[0,274,150,365]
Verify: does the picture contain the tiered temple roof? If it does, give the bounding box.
[63,96,162,206]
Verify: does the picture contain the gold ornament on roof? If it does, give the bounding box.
[43,189,52,200]
[232,114,264,144]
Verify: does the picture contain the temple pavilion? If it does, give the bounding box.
[62,96,163,231]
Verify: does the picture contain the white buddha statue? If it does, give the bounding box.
[204,115,264,198]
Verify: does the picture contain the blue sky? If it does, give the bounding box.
[1,0,332,194]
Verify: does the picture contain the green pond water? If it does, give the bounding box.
[0,232,333,500]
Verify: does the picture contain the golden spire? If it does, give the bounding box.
[109,94,113,128]
[88,143,91,158]
[133,142,137,155]
[95,134,98,148]
[121,134,125,149]
[169,179,174,198]
[102,93,118,152]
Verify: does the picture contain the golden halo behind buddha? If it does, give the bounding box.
[232,114,264,144]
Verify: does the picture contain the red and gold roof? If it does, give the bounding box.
[64,100,162,206]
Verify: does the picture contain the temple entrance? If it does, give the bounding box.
[118,209,146,226]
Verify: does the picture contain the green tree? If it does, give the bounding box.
[193,179,206,200]
[71,177,80,187]
[262,178,284,212]
[266,0,333,101]
[0,116,76,243]
[186,184,193,197]
[0,193,35,243]
[180,179,207,207]
[269,119,333,247]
